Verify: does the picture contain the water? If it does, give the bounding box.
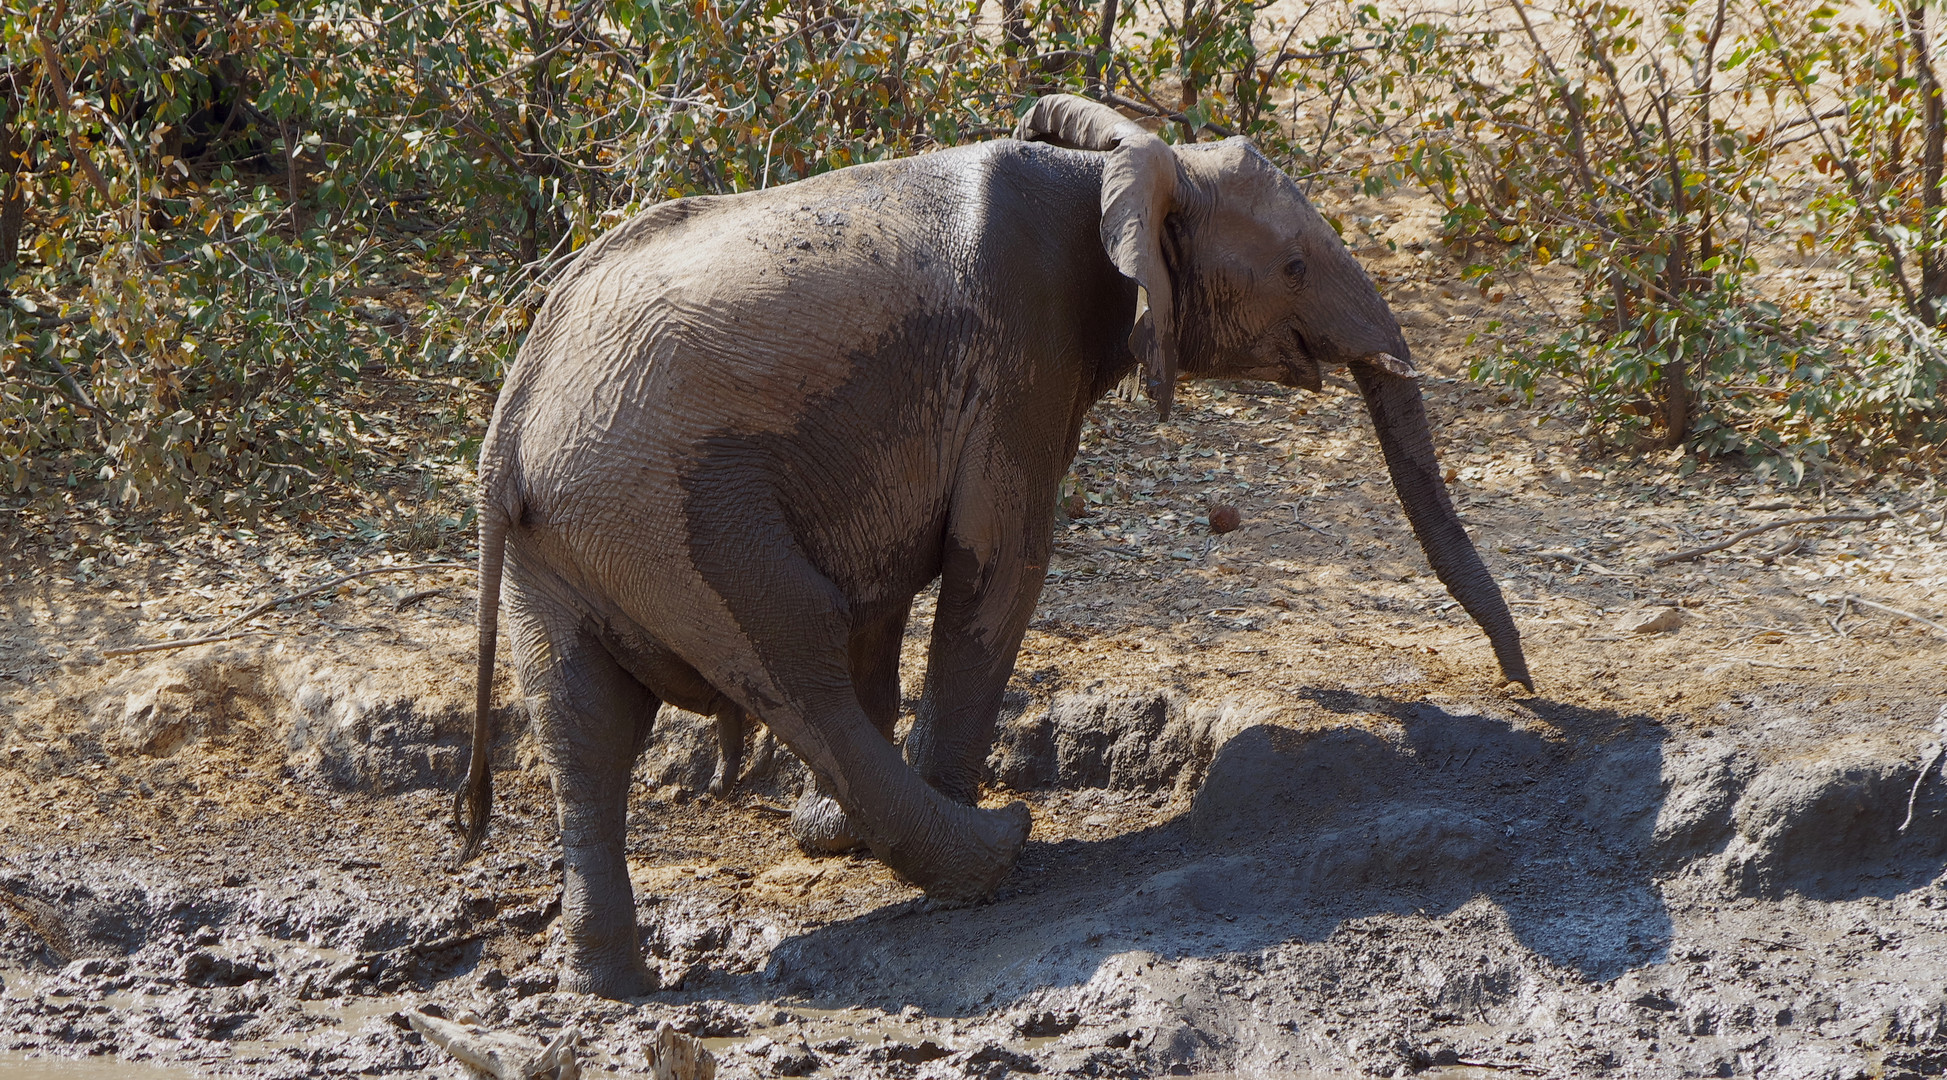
[0,1053,196,1079]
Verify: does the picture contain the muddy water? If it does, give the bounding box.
[0,1054,197,1078]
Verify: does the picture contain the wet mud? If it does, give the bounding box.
[4,638,1947,1079]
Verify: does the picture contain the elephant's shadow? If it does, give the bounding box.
[684,691,1694,1016]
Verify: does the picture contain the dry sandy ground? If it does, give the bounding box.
[3,218,1947,1080]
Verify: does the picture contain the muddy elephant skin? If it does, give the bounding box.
[455,95,1529,998]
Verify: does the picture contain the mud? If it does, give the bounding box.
[4,624,1947,1078]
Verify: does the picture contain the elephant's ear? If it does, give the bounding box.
[1017,95,1184,420]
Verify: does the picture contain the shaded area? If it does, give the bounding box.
[738,691,1674,1016]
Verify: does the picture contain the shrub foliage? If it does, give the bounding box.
[0,0,1940,514]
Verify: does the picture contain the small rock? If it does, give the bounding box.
[1208,504,1241,534]
[1016,1011,1079,1038]
[181,950,272,988]
[764,1040,818,1077]
[62,956,127,980]
[1617,607,1683,634]
[872,1040,950,1065]
[960,1044,1042,1076]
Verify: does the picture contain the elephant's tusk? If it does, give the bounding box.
[1360,352,1420,379]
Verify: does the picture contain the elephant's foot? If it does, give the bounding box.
[710,708,745,798]
[558,840,653,999]
[792,787,866,854]
[707,760,736,798]
[558,956,658,999]
[874,799,1033,902]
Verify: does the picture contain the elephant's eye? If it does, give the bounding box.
[1283,256,1307,287]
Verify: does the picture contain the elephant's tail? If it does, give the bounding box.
[455,504,509,862]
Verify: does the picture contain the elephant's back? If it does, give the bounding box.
[480,148,1005,550]
[496,143,1040,473]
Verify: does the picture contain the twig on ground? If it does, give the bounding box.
[1276,505,1336,537]
[1900,744,1946,833]
[1454,1061,1544,1077]
[395,587,447,611]
[1534,549,1637,577]
[1841,595,1947,639]
[210,562,474,636]
[104,562,474,659]
[1758,536,1804,563]
[1653,505,1911,566]
[102,631,263,659]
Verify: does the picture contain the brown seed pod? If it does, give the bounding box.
[1208,503,1241,534]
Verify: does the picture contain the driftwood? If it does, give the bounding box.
[645,1022,717,1080]
[407,1011,581,1080]
[405,1012,716,1080]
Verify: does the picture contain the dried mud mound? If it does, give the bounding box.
[5,649,1947,1078]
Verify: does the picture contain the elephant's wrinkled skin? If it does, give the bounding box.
[456,96,1530,998]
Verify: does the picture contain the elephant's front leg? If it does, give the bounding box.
[508,582,659,998]
[905,487,1052,804]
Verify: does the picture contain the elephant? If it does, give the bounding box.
[455,93,1531,998]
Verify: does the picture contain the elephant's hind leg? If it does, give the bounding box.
[708,704,745,797]
[682,540,1028,900]
[791,607,909,853]
[506,573,658,999]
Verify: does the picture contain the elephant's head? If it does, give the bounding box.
[1015,94,1532,691]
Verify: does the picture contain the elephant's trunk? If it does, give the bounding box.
[1351,361,1532,690]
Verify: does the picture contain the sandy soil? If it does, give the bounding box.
[3,218,1947,1079]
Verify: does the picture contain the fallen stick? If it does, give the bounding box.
[1652,506,1910,567]
[210,562,475,636]
[102,631,262,659]
[1533,549,1636,577]
[1842,594,1947,639]
[407,1010,583,1080]
[1900,744,1946,834]
[106,562,477,659]
[1722,658,1816,672]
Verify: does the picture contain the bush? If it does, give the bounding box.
[5,0,1315,515]
[2,0,1941,518]
[1339,0,1947,474]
